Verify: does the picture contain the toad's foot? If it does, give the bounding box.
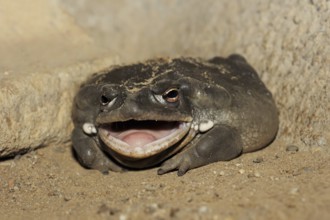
[72,128,125,174]
[158,125,243,176]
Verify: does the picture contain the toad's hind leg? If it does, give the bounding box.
[72,128,124,174]
[158,125,243,176]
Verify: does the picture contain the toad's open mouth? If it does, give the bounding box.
[98,120,191,159]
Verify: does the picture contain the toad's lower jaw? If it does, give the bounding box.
[98,120,192,159]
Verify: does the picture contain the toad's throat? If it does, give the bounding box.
[98,120,192,159]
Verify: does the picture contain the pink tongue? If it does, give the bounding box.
[121,132,157,148]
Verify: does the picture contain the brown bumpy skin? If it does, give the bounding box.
[71,55,279,175]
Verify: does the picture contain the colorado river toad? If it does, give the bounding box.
[71,55,279,176]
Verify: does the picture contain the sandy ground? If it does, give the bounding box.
[0,138,329,220]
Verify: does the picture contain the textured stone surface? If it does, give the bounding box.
[61,0,330,151]
[0,0,329,157]
[0,0,118,156]
[0,59,119,156]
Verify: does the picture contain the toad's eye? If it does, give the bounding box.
[100,94,117,107]
[100,95,110,105]
[162,88,180,103]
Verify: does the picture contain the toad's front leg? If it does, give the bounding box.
[157,125,243,176]
[72,127,124,174]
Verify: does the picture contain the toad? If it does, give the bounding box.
[71,55,279,176]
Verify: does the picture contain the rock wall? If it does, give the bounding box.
[1,0,329,157]
[0,0,118,156]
